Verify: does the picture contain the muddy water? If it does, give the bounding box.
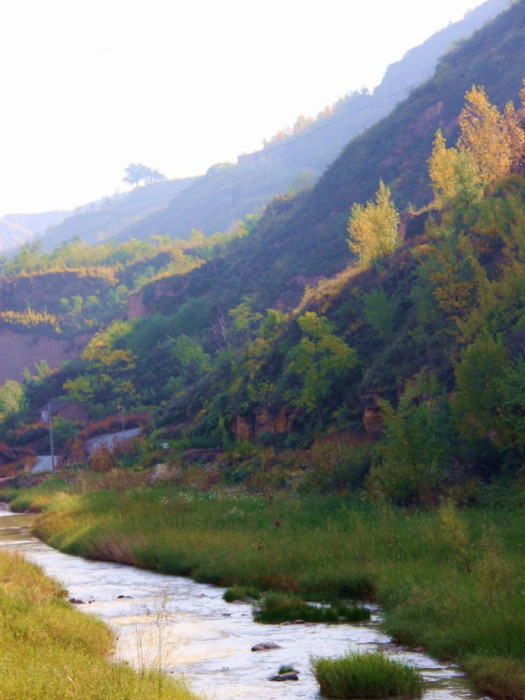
[0,510,476,700]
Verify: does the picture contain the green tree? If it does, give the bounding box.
[428,130,483,210]
[362,288,395,338]
[168,334,212,388]
[452,332,508,441]
[63,375,95,404]
[369,373,452,506]
[347,181,400,268]
[0,380,25,420]
[229,298,263,343]
[285,312,357,419]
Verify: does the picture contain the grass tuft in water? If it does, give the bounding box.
[311,650,423,699]
[254,591,370,624]
[278,664,297,674]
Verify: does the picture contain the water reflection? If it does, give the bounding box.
[0,512,475,700]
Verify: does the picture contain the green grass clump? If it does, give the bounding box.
[311,651,423,699]
[254,591,370,624]
[278,664,296,674]
[4,479,71,513]
[0,549,198,700]
[223,585,260,602]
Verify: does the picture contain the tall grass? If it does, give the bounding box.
[9,481,525,699]
[0,549,198,700]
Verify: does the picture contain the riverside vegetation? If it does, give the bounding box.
[4,474,525,700]
[0,546,197,700]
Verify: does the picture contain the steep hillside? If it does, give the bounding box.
[292,0,525,263]
[127,0,525,323]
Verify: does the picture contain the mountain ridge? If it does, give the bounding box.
[3,0,506,255]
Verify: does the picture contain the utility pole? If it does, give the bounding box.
[118,402,125,433]
[47,402,55,471]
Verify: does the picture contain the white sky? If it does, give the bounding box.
[0,0,490,217]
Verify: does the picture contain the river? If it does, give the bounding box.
[0,510,476,700]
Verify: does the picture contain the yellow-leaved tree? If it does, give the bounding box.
[428,130,483,208]
[504,100,525,174]
[428,83,525,207]
[347,180,400,268]
[458,85,514,186]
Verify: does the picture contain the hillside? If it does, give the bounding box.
[26,0,506,253]
[1,0,524,468]
[0,234,210,382]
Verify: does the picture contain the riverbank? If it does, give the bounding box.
[4,477,525,699]
[0,512,197,700]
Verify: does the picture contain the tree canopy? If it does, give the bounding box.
[123,163,166,187]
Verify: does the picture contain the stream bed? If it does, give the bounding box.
[0,510,476,700]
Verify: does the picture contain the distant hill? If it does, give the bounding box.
[34,178,197,252]
[0,211,69,253]
[31,0,506,252]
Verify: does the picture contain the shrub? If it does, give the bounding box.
[303,442,373,494]
[311,651,423,699]
[463,654,525,700]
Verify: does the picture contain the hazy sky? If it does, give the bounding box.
[0,0,491,217]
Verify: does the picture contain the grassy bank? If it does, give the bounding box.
[6,478,525,699]
[0,547,197,700]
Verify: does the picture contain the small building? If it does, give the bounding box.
[37,398,88,423]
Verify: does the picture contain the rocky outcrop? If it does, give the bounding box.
[0,328,93,383]
[127,292,148,320]
[233,408,292,441]
[362,394,383,438]
[269,672,299,681]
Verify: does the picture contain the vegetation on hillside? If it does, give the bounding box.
[0,224,250,339]
[1,77,524,505]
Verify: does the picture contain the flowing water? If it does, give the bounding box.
[0,509,476,700]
